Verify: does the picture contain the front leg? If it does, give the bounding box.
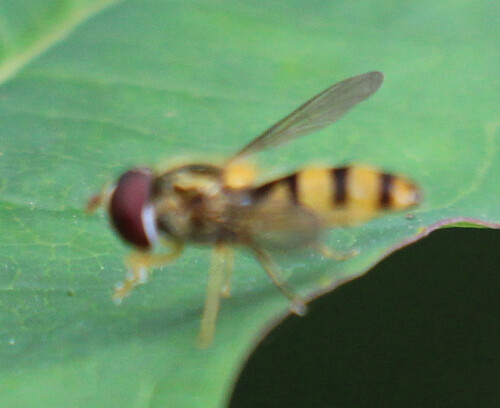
[113,241,184,303]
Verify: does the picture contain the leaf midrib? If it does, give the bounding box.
[0,0,122,85]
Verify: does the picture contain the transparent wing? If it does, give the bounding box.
[229,71,384,162]
[229,198,323,250]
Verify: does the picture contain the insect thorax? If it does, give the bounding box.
[151,164,238,243]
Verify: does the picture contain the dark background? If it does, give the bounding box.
[231,227,499,407]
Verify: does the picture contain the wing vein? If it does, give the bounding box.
[229,71,384,162]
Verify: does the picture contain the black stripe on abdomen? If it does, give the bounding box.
[380,173,394,208]
[250,173,298,204]
[332,167,349,205]
[283,173,298,204]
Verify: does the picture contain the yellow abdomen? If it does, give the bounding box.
[295,165,420,226]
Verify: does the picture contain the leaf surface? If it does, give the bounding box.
[0,1,498,407]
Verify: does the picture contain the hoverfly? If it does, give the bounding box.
[87,71,421,347]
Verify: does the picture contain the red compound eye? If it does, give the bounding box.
[109,168,158,249]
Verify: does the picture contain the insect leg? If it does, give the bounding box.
[220,246,235,298]
[251,245,307,316]
[314,243,360,261]
[198,243,229,348]
[113,241,184,303]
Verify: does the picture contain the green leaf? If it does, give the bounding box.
[0,1,498,407]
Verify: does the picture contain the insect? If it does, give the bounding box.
[87,71,421,347]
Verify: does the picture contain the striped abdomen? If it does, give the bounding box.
[252,166,421,226]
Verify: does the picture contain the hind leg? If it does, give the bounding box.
[251,245,307,316]
[314,242,360,261]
